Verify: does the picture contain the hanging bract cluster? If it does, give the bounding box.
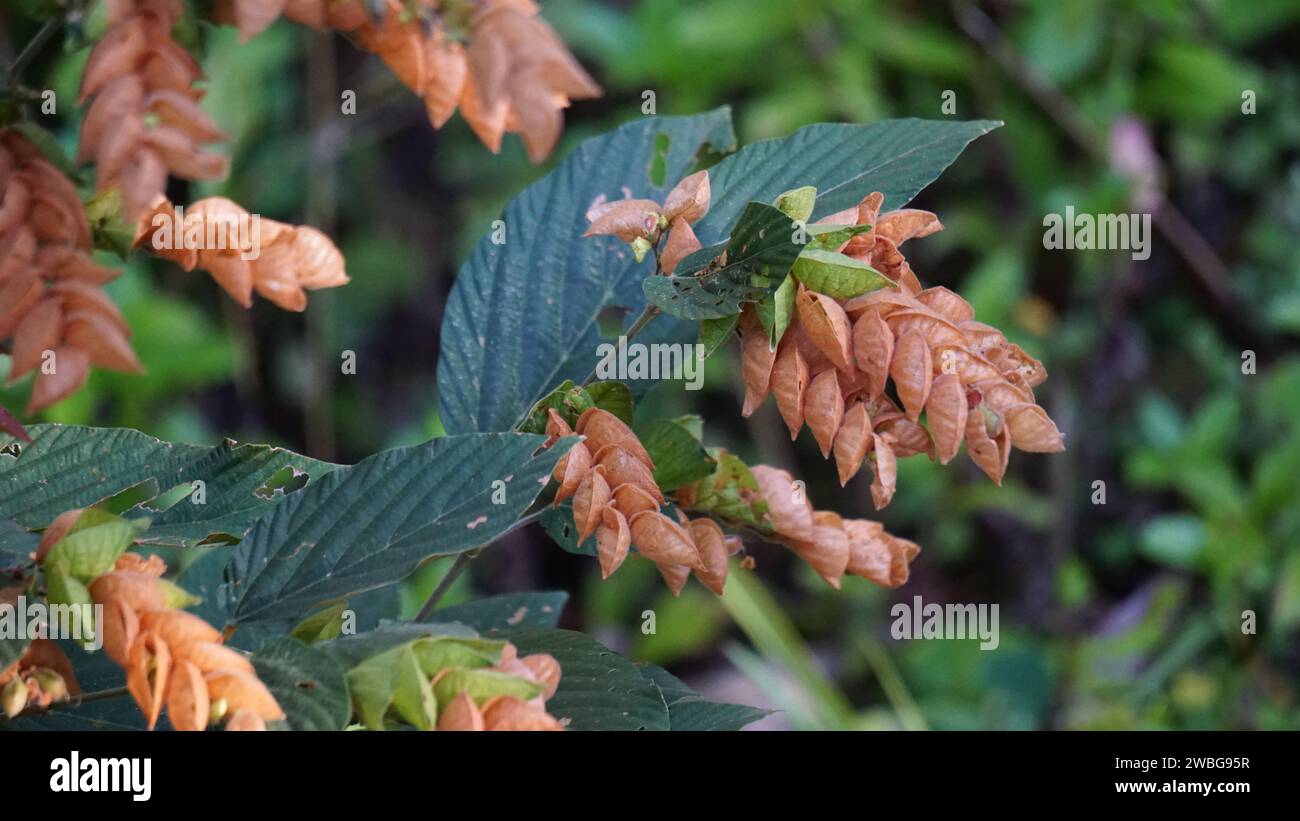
[217,0,602,161]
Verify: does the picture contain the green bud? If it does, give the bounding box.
[2,678,28,718]
[631,236,653,264]
[30,668,68,701]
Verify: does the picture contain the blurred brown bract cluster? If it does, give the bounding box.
[742,191,1065,507]
[220,0,602,162]
[0,131,142,413]
[53,531,287,731]
[80,0,230,222]
[435,642,564,730]
[135,195,349,311]
[0,635,80,718]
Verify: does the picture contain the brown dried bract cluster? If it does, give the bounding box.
[87,552,285,731]
[0,635,80,718]
[545,407,740,595]
[585,170,710,272]
[79,0,230,222]
[741,192,1065,503]
[436,642,564,730]
[745,465,918,589]
[220,0,601,163]
[134,195,349,311]
[1,131,144,413]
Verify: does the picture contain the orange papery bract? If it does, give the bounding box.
[750,465,814,540]
[833,402,873,486]
[740,309,777,416]
[786,511,851,588]
[660,219,702,275]
[795,286,853,371]
[889,331,933,421]
[86,555,283,730]
[595,506,631,579]
[482,696,565,731]
[594,446,664,503]
[965,407,1011,486]
[571,465,611,544]
[655,562,692,597]
[688,518,729,595]
[550,441,591,505]
[628,511,703,571]
[851,311,894,400]
[772,342,809,440]
[804,368,845,458]
[437,692,486,731]
[869,433,897,511]
[925,372,968,465]
[577,408,654,470]
[608,482,659,518]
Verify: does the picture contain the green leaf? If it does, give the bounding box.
[320,622,481,670]
[290,601,351,644]
[224,433,572,626]
[43,509,146,582]
[644,201,803,319]
[431,668,542,707]
[45,568,92,610]
[503,629,671,730]
[638,419,716,492]
[807,222,871,251]
[409,636,504,671]
[252,637,352,731]
[585,381,635,426]
[638,663,771,730]
[347,643,438,730]
[698,314,739,359]
[429,591,569,631]
[437,110,738,434]
[775,186,817,222]
[682,449,771,532]
[755,273,797,349]
[0,425,336,547]
[699,119,1003,223]
[791,247,894,300]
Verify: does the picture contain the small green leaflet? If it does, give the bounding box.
[791,247,894,300]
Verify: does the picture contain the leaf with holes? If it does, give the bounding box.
[0,425,335,547]
[643,202,803,320]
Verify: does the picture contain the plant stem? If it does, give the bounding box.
[9,685,130,720]
[415,551,478,621]
[413,507,549,621]
[579,304,662,387]
[7,18,59,85]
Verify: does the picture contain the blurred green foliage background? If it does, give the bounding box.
[3,0,1299,729]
